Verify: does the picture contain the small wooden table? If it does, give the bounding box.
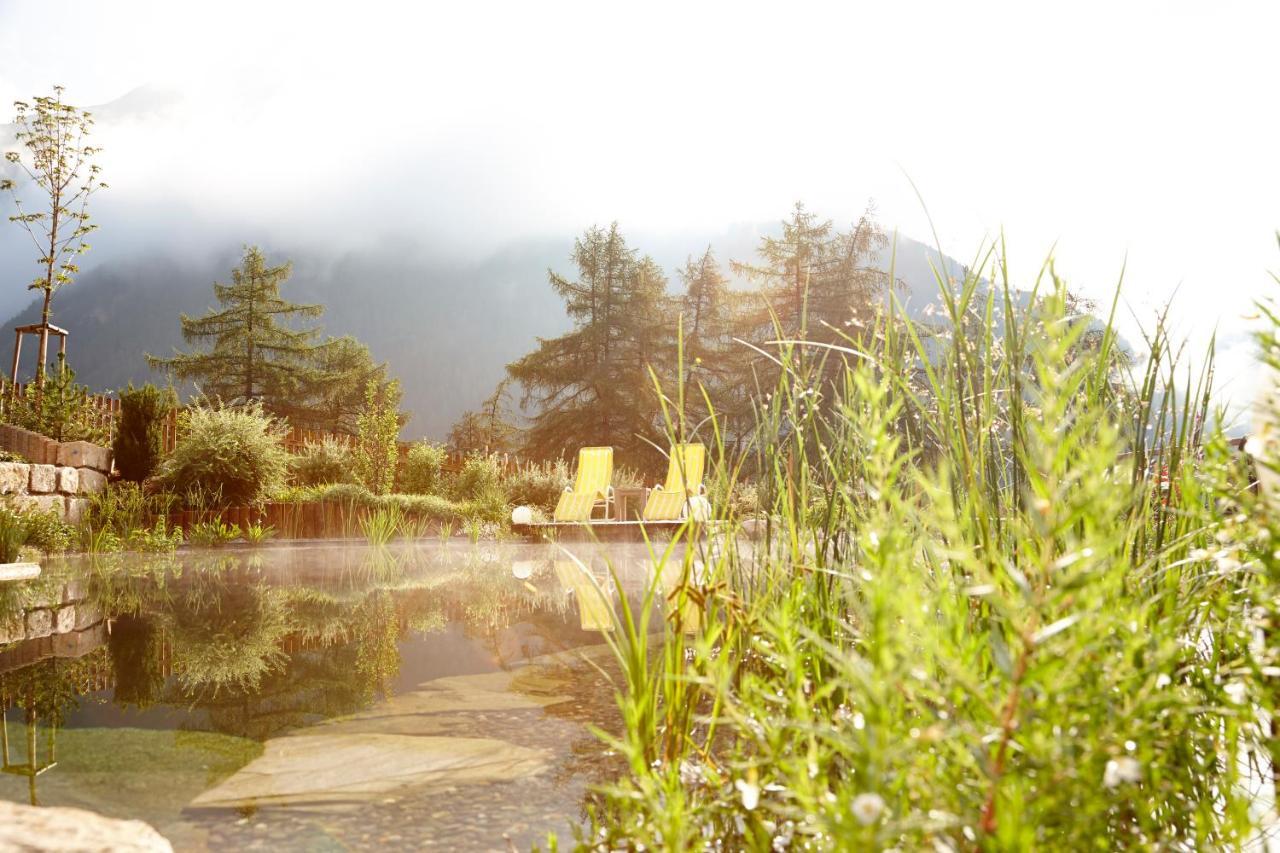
[612,487,648,521]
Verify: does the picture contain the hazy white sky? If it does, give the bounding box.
[0,0,1276,412]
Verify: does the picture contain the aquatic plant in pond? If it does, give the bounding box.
[586,248,1262,849]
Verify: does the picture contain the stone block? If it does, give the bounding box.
[61,578,86,603]
[0,462,28,494]
[53,605,74,634]
[12,494,66,519]
[28,464,56,494]
[57,440,111,473]
[0,800,174,852]
[56,466,79,494]
[64,497,89,525]
[24,608,51,639]
[73,604,100,630]
[77,467,108,495]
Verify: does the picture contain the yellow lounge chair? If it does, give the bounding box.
[642,443,706,521]
[553,446,614,522]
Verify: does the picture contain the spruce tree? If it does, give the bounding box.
[148,247,328,412]
[506,223,670,464]
[731,202,890,396]
[676,247,753,444]
[295,335,389,433]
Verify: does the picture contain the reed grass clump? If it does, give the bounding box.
[587,246,1268,849]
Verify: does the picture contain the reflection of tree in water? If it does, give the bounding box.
[353,590,400,702]
[4,547,606,745]
[1,649,113,804]
[108,615,165,709]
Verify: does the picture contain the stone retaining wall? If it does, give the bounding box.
[0,425,112,522]
[0,578,100,648]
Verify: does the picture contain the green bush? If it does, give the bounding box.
[291,436,356,487]
[460,487,509,524]
[114,383,175,483]
[22,507,73,554]
[503,460,569,511]
[155,401,291,507]
[282,482,469,524]
[399,441,447,495]
[449,452,505,501]
[352,379,400,495]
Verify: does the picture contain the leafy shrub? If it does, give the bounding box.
[23,507,72,554]
[449,452,505,501]
[243,523,274,544]
[155,401,291,507]
[291,436,356,487]
[399,441,446,495]
[127,520,183,553]
[114,383,175,483]
[503,460,569,511]
[461,487,510,524]
[187,520,241,547]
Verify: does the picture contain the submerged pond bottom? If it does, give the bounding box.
[0,542,665,850]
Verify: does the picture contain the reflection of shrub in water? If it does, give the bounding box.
[108,614,165,709]
[168,576,289,696]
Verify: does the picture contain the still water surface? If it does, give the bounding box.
[0,541,668,850]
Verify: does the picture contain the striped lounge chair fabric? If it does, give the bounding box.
[642,443,707,521]
[553,446,614,522]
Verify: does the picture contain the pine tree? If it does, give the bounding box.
[447,379,518,455]
[675,247,754,444]
[296,335,390,433]
[731,202,890,396]
[506,223,670,464]
[147,247,328,411]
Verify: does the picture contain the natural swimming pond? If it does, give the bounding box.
[0,541,672,850]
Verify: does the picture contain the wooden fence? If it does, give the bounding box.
[0,381,530,472]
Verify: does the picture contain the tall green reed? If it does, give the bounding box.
[587,245,1260,849]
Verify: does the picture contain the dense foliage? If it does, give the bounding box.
[398,440,447,495]
[291,435,356,487]
[585,252,1267,849]
[353,379,401,495]
[5,357,109,444]
[114,383,175,482]
[156,401,291,507]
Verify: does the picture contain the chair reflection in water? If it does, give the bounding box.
[1,704,57,805]
[553,559,615,632]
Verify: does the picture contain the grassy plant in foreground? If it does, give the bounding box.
[360,505,402,546]
[186,520,241,548]
[242,523,275,545]
[0,509,29,563]
[584,245,1264,850]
